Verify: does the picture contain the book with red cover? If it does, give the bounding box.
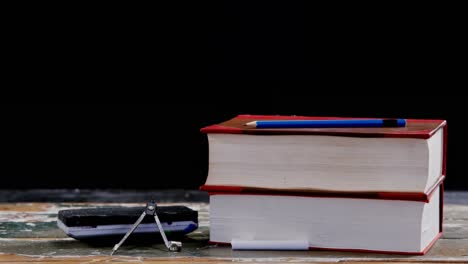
[201,115,447,201]
[202,184,443,255]
[200,115,447,254]
[201,114,447,140]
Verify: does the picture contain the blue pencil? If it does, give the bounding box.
[245,119,406,128]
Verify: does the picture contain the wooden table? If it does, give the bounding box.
[0,200,467,264]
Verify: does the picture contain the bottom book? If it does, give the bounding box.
[207,186,442,254]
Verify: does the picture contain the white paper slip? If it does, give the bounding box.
[231,239,309,250]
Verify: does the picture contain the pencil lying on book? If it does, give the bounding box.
[245,119,406,128]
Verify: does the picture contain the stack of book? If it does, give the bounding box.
[200,115,447,254]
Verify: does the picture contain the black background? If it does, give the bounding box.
[0,102,465,190]
[1,2,465,190]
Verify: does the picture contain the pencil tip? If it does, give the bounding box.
[245,121,256,127]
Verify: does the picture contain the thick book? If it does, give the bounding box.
[201,115,447,197]
[203,183,443,254]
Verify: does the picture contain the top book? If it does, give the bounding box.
[201,115,447,196]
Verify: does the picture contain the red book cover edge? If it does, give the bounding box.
[200,175,444,203]
[208,231,443,255]
[200,114,446,139]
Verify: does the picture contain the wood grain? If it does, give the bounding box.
[0,202,467,264]
[1,254,468,264]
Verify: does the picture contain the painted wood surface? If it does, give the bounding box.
[0,202,467,263]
